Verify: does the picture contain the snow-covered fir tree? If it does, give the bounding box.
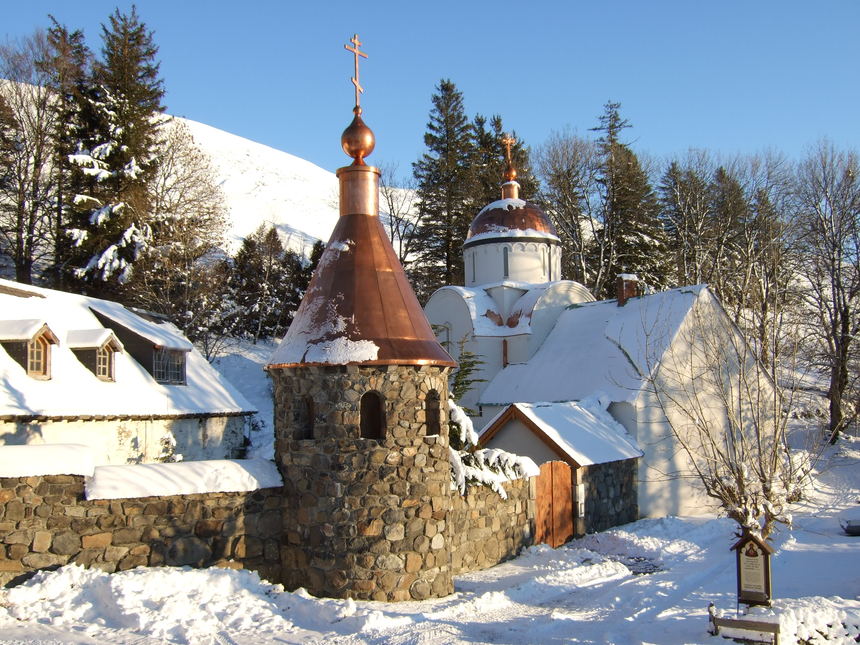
[64,6,164,298]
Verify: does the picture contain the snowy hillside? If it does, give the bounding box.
[176,117,341,254]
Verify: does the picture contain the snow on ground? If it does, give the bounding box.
[0,436,857,644]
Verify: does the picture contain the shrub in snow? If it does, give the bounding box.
[448,399,538,499]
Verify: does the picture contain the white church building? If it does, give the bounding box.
[425,162,746,519]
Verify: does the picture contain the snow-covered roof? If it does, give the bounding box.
[481,400,642,466]
[90,301,192,351]
[66,329,123,351]
[0,319,53,342]
[480,285,707,405]
[434,285,550,337]
[465,227,560,246]
[0,279,254,418]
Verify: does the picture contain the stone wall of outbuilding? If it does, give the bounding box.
[580,458,639,533]
[448,477,534,575]
[0,474,283,587]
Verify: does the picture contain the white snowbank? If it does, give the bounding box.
[0,444,97,477]
[85,458,282,500]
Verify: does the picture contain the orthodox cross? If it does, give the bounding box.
[501,134,515,165]
[344,34,368,109]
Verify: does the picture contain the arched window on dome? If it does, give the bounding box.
[426,390,441,436]
[471,252,476,283]
[503,247,509,278]
[360,391,386,440]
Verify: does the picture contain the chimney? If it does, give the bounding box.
[616,274,640,306]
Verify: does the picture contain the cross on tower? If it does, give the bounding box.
[344,34,368,110]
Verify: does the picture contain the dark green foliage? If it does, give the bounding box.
[411,79,474,301]
[590,101,671,297]
[40,17,92,287]
[469,114,538,210]
[64,6,164,298]
[449,336,485,416]
[229,226,321,342]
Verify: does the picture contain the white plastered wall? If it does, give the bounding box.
[464,239,560,287]
[0,414,248,464]
[483,418,561,465]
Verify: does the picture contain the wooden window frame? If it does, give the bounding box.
[153,348,186,385]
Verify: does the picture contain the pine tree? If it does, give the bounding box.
[589,101,671,297]
[411,79,474,300]
[41,17,92,287]
[469,114,538,209]
[64,6,164,297]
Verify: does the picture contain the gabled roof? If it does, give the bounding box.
[479,285,708,405]
[0,279,253,418]
[66,329,123,352]
[0,320,58,343]
[479,400,642,467]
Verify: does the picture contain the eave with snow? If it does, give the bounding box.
[0,279,255,465]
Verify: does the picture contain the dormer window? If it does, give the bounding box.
[67,329,123,382]
[153,348,186,384]
[0,320,59,380]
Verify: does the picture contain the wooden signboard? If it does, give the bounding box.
[731,530,774,607]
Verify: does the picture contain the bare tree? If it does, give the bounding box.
[378,162,420,266]
[535,130,604,287]
[794,140,860,442]
[0,32,56,283]
[645,295,814,538]
[128,118,233,356]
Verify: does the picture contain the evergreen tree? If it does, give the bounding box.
[411,79,473,300]
[589,101,671,297]
[64,6,164,298]
[708,165,750,311]
[41,17,92,287]
[469,114,538,209]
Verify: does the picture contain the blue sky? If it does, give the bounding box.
[4,1,860,178]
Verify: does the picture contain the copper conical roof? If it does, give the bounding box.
[267,54,454,368]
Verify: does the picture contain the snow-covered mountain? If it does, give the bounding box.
[178,117,341,255]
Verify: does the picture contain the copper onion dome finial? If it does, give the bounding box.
[342,34,375,165]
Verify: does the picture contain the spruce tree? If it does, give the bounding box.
[589,101,671,297]
[64,6,164,298]
[470,114,538,209]
[41,17,92,287]
[412,79,474,300]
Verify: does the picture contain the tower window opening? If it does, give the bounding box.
[503,247,509,278]
[360,391,386,440]
[471,252,476,283]
[295,396,315,440]
[426,390,441,436]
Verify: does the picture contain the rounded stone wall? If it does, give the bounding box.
[270,364,453,601]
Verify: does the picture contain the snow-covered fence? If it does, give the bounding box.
[0,450,284,587]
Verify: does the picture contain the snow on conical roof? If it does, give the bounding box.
[267,43,454,369]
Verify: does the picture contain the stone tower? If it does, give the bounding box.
[266,35,457,601]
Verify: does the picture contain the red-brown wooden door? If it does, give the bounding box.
[535,461,574,548]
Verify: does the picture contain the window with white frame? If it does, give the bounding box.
[27,336,49,378]
[153,349,186,384]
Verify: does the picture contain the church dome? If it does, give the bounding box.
[465,195,558,246]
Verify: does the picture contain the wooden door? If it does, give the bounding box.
[535,461,574,548]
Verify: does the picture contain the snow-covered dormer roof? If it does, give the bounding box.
[0,279,253,418]
[479,285,709,405]
[0,320,56,342]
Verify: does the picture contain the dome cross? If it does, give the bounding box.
[344,34,368,112]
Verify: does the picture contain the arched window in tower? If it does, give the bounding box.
[426,390,441,436]
[471,252,476,283]
[360,391,386,440]
[294,396,315,440]
[503,247,510,278]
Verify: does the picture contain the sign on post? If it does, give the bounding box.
[731,530,774,607]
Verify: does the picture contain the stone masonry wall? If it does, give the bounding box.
[0,475,283,587]
[448,477,534,575]
[581,458,639,533]
[271,365,454,602]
